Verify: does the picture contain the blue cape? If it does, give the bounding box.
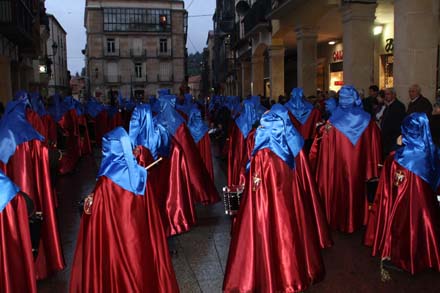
[0,170,20,212]
[325,98,338,116]
[98,127,147,195]
[85,99,105,118]
[225,96,241,118]
[284,88,313,125]
[155,95,185,136]
[329,86,371,146]
[14,90,29,101]
[395,113,440,190]
[252,104,304,169]
[30,93,48,116]
[47,94,64,121]
[129,104,170,159]
[0,99,44,164]
[175,93,195,115]
[235,99,258,139]
[187,108,209,143]
[250,96,267,119]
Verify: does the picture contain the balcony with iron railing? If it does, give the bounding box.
[243,0,271,37]
[157,74,174,82]
[0,0,35,45]
[103,48,120,58]
[157,48,173,59]
[130,49,148,59]
[104,75,122,84]
[132,74,148,84]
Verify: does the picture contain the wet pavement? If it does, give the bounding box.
[38,145,440,293]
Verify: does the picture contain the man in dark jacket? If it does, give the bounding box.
[407,84,433,117]
[381,88,406,157]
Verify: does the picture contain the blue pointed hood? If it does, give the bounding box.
[252,104,304,169]
[0,170,20,212]
[155,95,185,136]
[98,127,147,195]
[329,85,371,145]
[47,94,64,121]
[235,99,258,139]
[129,104,170,159]
[187,107,209,143]
[325,98,338,116]
[85,98,105,118]
[30,93,47,116]
[250,95,267,119]
[284,88,313,125]
[395,113,440,190]
[0,99,44,164]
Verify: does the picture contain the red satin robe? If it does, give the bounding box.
[0,140,65,279]
[41,114,58,145]
[309,121,382,233]
[87,111,109,148]
[196,133,214,182]
[227,121,248,187]
[0,194,37,293]
[137,145,197,236]
[58,109,81,174]
[70,177,179,293]
[174,124,219,205]
[364,155,440,274]
[288,108,321,141]
[78,115,92,156]
[224,149,327,292]
[107,111,123,132]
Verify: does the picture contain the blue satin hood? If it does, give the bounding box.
[176,93,195,115]
[235,99,258,139]
[85,99,105,118]
[187,108,208,143]
[98,127,147,195]
[14,90,29,101]
[395,113,440,190]
[252,104,304,169]
[0,170,20,212]
[325,98,338,115]
[329,85,371,145]
[155,95,185,136]
[47,94,64,121]
[63,96,84,116]
[225,96,241,118]
[250,96,267,119]
[30,93,48,116]
[284,88,313,125]
[129,104,170,159]
[0,99,45,164]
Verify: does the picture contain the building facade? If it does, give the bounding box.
[47,14,69,96]
[218,0,440,104]
[84,0,188,102]
[0,0,50,104]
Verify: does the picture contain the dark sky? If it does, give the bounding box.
[45,0,216,74]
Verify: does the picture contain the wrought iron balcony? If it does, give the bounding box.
[0,0,35,45]
[103,48,120,57]
[157,74,174,82]
[130,49,148,59]
[157,48,173,59]
[243,0,271,37]
[104,75,122,84]
[132,75,148,84]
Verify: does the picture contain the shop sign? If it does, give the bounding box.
[385,38,394,53]
[333,50,343,62]
[334,81,344,86]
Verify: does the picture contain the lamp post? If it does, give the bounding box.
[51,41,58,94]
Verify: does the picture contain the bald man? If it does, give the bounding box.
[407,84,433,117]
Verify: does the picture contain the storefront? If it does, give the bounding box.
[328,45,344,92]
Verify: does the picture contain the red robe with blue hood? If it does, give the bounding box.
[70,127,179,292]
[309,85,382,233]
[364,113,440,274]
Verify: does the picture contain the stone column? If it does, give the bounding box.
[241,59,252,97]
[296,26,317,97]
[269,45,285,101]
[341,2,377,94]
[394,0,439,105]
[0,56,12,105]
[251,55,264,96]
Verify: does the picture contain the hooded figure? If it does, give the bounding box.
[223,104,332,293]
[0,170,37,293]
[250,95,267,119]
[365,113,440,274]
[85,98,108,147]
[30,93,58,145]
[70,127,179,293]
[188,107,214,180]
[309,85,382,233]
[226,99,258,187]
[148,96,219,234]
[284,88,322,149]
[0,99,65,279]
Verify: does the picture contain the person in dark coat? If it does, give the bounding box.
[380,88,407,157]
[407,84,433,117]
[363,85,380,116]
